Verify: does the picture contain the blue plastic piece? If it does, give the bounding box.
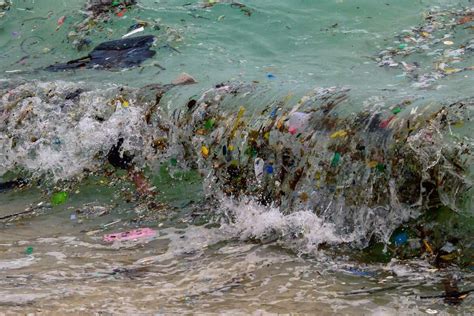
[345,267,375,277]
[270,108,278,118]
[394,231,408,246]
[266,73,276,79]
[265,165,274,174]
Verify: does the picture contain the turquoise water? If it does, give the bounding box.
[1,0,472,95]
[1,0,473,314]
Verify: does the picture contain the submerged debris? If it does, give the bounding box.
[420,275,474,305]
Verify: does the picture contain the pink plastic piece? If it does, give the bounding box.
[287,112,310,135]
[379,115,396,129]
[103,228,157,243]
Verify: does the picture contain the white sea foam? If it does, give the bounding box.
[218,197,354,253]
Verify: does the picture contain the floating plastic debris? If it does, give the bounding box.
[51,192,68,206]
[122,26,144,38]
[46,35,156,71]
[103,228,157,243]
[25,246,33,255]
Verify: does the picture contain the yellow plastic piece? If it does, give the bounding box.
[201,145,209,158]
[330,130,348,139]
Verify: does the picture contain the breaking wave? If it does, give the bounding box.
[0,78,472,250]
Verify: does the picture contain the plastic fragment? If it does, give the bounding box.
[204,118,215,130]
[330,130,348,139]
[266,73,276,79]
[254,158,264,182]
[453,121,464,128]
[201,145,209,158]
[440,253,457,261]
[376,163,385,172]
[122,26,144,38]
[443,68,462,75]
[51,191,68,206]
[56,16,66,31]
[345,267,375,277]
[393,231,408,246]
[288,112,310,135]
[331,152,341,167]
[46,35,156,71]
[170,158,178,166]
[117,8,127,17]
[265,164,274,174]
[379,115,395,128]
[25,246,33,255]
[103,228,156,243]
[367,161,378,168]
[392,107,401,114]
[423,239,434,255]
[230,107,245,139]
[245,147,257,157]
[270,108,278,118]
[440,242,456,253]
[458,16,473,24]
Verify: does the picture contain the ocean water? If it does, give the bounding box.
[1,0,473,314]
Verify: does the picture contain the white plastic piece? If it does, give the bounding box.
[122,26,145,39]
[254,158,264,182]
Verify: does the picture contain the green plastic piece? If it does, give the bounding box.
[399,43,407,49]
[392,107,401,114]
[204,118,215,130]
[331,152,341,167]
[51,191,68,206]
[170,157,178,166]
[244,147,257,157]
[25,246,33,255]
[111,1,121,6]
[376,163,385,172]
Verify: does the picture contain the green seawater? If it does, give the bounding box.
[1,0,473,96]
